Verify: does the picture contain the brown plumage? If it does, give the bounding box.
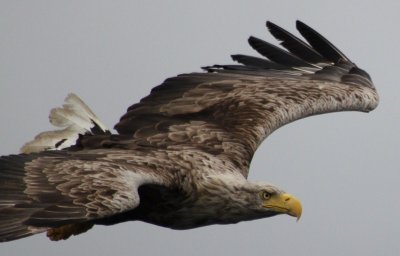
[0,20,378,242]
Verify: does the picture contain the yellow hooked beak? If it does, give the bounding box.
[263,193,302,221]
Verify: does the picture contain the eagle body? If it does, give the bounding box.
[0,20,378,242]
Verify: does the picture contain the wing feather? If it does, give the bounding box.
[0,20,380,242]
[266,21,326,64]
[296,20,350,63]
[113,21,378,177]
[0,151,174,242]
[248,36,313,67]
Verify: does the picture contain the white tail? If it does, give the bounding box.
[21,93,110,153]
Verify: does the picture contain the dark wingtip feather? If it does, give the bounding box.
[295,20,350,63]
[204,20,372,87]
[266,21,326,64]
[0,155,44,242]
[341,67,374,87]
[231,54,284,69]
[248,36,311,67]
[202,64,259,72]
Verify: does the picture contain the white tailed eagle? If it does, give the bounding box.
[0,20,378,242]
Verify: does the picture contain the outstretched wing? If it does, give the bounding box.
[0,149,174,241]
[0,20,379,242]
[114,21,379,177]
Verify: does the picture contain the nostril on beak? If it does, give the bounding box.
[285,196,291,202]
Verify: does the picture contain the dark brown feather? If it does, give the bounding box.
[0,20,379,242]
[109,21,378,176]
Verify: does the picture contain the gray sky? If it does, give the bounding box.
[0,1,399,255]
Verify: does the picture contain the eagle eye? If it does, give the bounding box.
[260,191,271,200]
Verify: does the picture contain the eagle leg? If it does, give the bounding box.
[46,223,94,241]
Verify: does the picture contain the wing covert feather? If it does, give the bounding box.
[0,20,380,242]
[114,21,378,177]
[0,150,175,241]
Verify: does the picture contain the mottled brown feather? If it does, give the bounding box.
[0,20,379,242]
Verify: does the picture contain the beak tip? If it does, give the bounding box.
[284,193,302,221]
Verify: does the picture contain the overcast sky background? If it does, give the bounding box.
[0,1,399,255]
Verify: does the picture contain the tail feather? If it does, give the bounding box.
[21,93,110,153]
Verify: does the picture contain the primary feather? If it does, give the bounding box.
[0,20,378,242]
